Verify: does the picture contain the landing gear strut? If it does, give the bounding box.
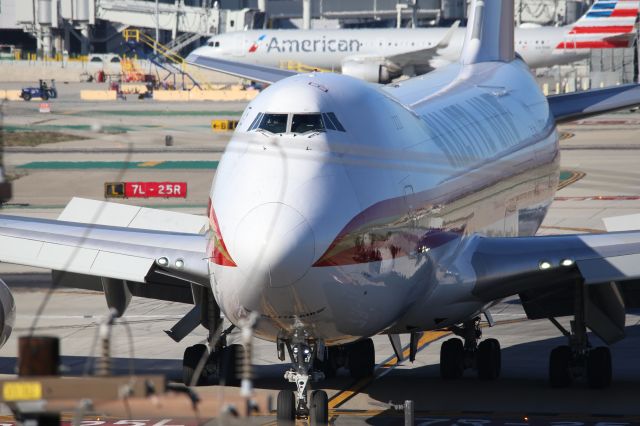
[440,316,501,380]
[180,286,244,386]
[548,281,612,389]
[277,338,328,424]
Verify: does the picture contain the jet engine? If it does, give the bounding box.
[341,60,392,83]
[0,279,15,348]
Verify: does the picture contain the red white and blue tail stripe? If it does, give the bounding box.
[558,0,639,49]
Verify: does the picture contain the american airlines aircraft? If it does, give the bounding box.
[0,0,639,423]
[193,0,639,82]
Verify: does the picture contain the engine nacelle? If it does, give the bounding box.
[0,279,15,348]
[341,60,391,83]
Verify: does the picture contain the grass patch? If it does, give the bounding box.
[1,130,87,146]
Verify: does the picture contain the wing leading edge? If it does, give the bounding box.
[0,214,209,284]
[468,231,640,344]
[547,83,640,123]
[186,53,297,84]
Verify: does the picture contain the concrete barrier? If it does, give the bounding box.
[0,90,23,101]
[152,90,191,101]
[153,89,259,102]
[121,84,149,94]
[80,90,118,101]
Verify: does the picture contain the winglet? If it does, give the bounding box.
[461,0,515,65]
[437,20,461,49]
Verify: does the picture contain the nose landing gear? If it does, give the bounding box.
[439,316,501,380]
[277,340,328,424]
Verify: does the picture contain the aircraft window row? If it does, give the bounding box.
[247,112,346,134]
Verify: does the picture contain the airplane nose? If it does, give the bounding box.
[233,203,315,288]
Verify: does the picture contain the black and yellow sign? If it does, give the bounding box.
[105,182,125,198]
[211,119,238,132]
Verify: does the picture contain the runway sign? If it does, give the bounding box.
[39,102,50,113]
[105,182,187,199]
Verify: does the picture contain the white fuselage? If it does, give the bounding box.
[208,60,559,345]
[197,27,586,75]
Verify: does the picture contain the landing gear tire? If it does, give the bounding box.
[218,344,243,386]
[587,346,612,389]
[309,389,329,425]
[276,389,296,423]
[348,338,375,379]
[316,351,337,380]
[477,338,501,380]
[549,345,573,388]
[183,344,208,386]
[440,338,464,379]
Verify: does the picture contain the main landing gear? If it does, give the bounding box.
[439,317,501,380]
[548,282,612,389]
[182,324,242,386]
[277,336,375,424]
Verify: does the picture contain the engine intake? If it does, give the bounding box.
[341,60,391,83]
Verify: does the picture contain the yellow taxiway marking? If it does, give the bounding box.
[138,161,164,167]
[327,330,451,410]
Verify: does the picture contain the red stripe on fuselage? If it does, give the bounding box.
[570,26,635,34]
[555,40,631,49]
[208,198,237,267]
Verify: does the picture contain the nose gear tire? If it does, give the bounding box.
[277,389,296,422]
[310,390,329,425]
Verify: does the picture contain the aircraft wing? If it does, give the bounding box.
[185,53,297,84]
[384,21,461,68]
[467,230,640,344]
[0,198,209,299]
[547,83,640,123]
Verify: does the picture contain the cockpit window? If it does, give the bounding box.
[291,114,324,133]
[257,113,288,133]
[325,112,346,132]
[247,112,263,131]
[207,41,221,47]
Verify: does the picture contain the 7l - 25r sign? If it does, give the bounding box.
[105,182,187,199]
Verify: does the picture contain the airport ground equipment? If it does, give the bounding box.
[19,80,57,101]
[122,29,201,90]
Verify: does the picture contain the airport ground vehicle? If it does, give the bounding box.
[20,80,58,101]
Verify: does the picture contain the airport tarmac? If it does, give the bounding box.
[0,96,640,424]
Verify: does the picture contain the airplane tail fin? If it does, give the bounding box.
[560,0,639,49]
[460,0,515,65]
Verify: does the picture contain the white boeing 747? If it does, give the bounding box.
[191,0,639,82]
[0,0,639,423]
